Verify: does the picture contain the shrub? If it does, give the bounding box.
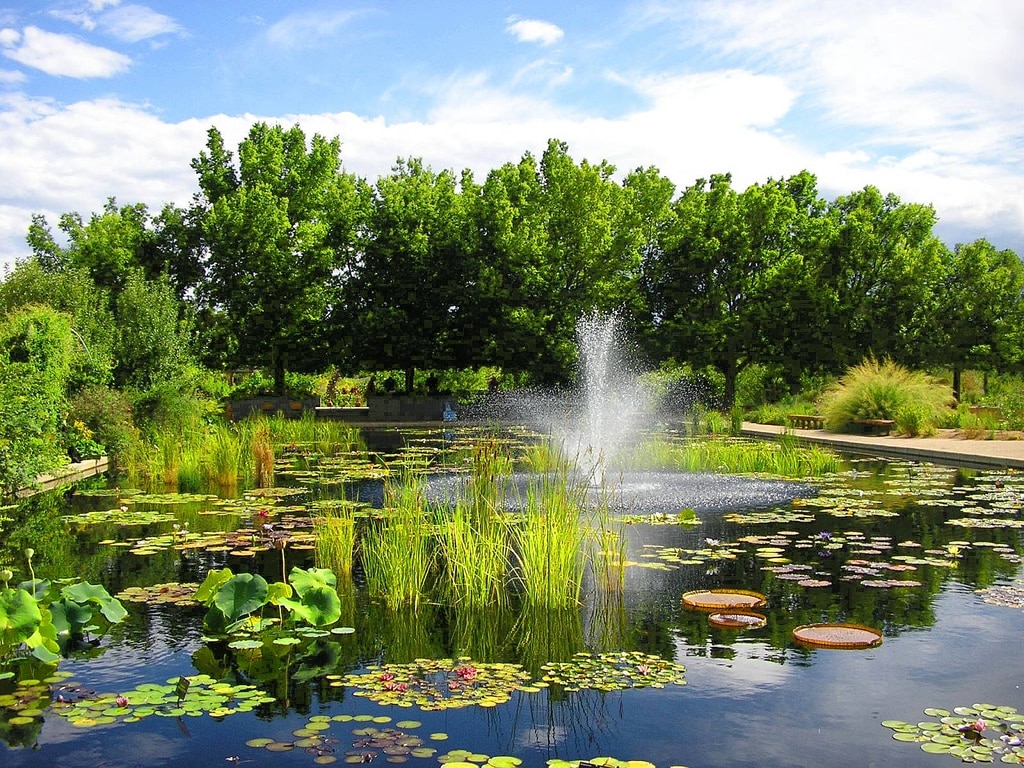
[68,385,138,458]
[821,358,953,434]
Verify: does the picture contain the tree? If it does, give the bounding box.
[928,239,1024,399]
[194,123,362,393]
[814,187,945,370]
[346,158,479,391]
[0,306,77,494]
[0,259,114,391]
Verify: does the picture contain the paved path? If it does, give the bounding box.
[741,422,1024,469]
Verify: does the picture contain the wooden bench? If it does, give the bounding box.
[787,414,825,430]
[853,418,895,436]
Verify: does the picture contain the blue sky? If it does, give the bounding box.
[1,0,1022,270]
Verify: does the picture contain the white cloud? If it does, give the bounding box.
[0,26,130,78]
[0,68,25,83]
[100,5,183,42]
[505,17,564,46]
[266,10,361,49]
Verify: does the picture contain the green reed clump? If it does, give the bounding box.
[512,470,589,608]
[361,467,434,609]
[628,435,839,477]
[437,497,511,608]
[208,423,242,487]
[250,418,275,487]
[268,412,362,455]
[312,500,359,579]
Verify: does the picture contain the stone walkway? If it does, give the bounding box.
[741,422,1024,470]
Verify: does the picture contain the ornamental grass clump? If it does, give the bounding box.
[821,358,953,436]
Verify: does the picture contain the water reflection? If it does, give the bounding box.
[2,430,1023,768]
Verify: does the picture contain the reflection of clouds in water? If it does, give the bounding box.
[677,637,795,696]
[516,724,569,750]
[25,731,187,762]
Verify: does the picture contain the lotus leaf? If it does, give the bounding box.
[60,581,128,624]
[214,573,269,623]
[0,587,41,646]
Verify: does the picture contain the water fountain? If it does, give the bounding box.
[429,312,813,514]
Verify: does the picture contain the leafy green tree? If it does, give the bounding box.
[113,271,195,390]
[814,186,945,369]
[475,140,635,383]
[28,199,156,294]
[346,158,479,391]
[0,306,77,494]
[194,123,363,393]
[0,260,114,390]
[928,239,1024,399]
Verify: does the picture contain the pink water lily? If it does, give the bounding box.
[116,695,129,707]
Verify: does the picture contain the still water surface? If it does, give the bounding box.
[2,431,1022,768]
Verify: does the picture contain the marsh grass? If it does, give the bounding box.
[512,471,589,608]
[619,435,840,476]
[312,501,358,579]
[361,467,434,609]
[250,419,275,487]
[208,423,242,487]
[269,412,362,455]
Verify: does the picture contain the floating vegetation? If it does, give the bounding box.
[336,658,533,711]
[792,623,882,649]
[52,674,276,725]
[975,583,1024,609]
[682,589,767,612]
[115,582,200,606]
[0,670,72,727]
[882,703,1024,763]
[64,506,177,526]
[708,611,767,629]
[722,508,816,525]
[618,509,700,526]
[539,651,686,691]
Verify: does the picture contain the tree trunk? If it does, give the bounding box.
[952,366,961,403]
[272,346,287,396]
[404,367,415,394]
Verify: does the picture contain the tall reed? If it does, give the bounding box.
[361,468,434,609]
[512,470,589,608]
[208,423,242,487]
[312,500,358,579]
[251,418,275,487]
[435,440,514,608]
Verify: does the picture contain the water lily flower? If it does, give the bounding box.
[455,666,477,680]
[1001,732,1022,747]
[116,695,129,707]
[378,672,395,681]
[704,538,720,548]
[257,509,269,518]
[637,664,652,676]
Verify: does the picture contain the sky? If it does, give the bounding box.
[0,0,1022,271]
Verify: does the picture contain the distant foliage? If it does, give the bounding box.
[821,358,953,435]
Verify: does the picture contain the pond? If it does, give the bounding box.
[1,427,1023,768]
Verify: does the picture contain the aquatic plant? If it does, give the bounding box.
[194,565,344,636]
[512,471,589,608]
[361,468,434,609]
[311,500,360,579]
[436,441,514,608]
[883,703,1024,763]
